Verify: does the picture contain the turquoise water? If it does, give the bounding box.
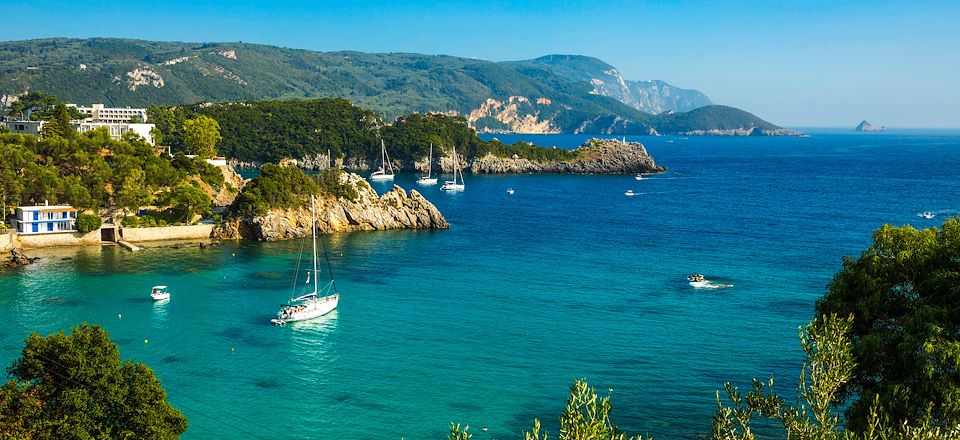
[2,131,960,439]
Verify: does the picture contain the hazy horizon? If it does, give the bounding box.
[2,0,958,128]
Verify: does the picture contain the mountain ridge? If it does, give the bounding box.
[0,37,791,135]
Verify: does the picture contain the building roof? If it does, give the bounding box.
[17,205,76,211]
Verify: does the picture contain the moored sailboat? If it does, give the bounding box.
[418,143,438,185]
[272,196,340,325]
[370,139,395,181]
[441,145,465,191]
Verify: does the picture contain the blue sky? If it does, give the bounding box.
[2,0,958,127]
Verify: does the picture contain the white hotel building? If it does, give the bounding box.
[3,103,155,145]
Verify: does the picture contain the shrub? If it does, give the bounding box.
[74,213,102,233]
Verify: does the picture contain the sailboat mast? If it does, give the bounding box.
[311,195,318,294]
[428,143,432,177]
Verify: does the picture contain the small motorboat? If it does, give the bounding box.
[506,188,515,194]
[624,190,636,196]
[634,174,644,181]
[151,285,170,301]
[921,211,935,219]
[687,274,733,289]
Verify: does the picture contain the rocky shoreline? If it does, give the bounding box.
[230,138,665,174]
[214,173,448,241]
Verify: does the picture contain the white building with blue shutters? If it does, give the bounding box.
[14,204,78,234]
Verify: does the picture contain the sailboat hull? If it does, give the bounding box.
[417,177,438,185]
[441,182,465,191]
[272,294,339,325]
[370,172,394,181]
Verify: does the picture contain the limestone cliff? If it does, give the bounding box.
[214,173,448,241]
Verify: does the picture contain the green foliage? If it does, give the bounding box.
[74,213,102,234]
[648,105,779,133]
[40,103,74,140]
[710,314,947,440]
[814,219,960,432]
[231,163,319,217]
[182,115,221,158]
[0,323,187,438]
[448,423,473,440]
[316,168,359,202]
[122,213,168,228]
[0,115,215,216]
[154,100,579,165]
[158,184,212,223]
[518,380,644,440]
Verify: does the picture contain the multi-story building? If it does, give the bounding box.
[14,204,78,234]
[71,103,149,123]
[3,103,156,145]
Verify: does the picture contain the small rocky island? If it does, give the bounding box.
[461,138,664,174]
[855,120,886,132]
[214,170,447,241]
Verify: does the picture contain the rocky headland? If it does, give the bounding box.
[214,172,448,241]
[461,138,664,174]
[232,138,664,175]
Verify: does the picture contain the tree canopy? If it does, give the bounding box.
[814,219,960,432]
[182,115,221,159]
[0,323,188,438]
[0,128,220,222]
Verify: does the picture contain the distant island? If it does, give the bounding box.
[855,120,886,132]
[0,38,798,136]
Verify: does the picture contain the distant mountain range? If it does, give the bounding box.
[0,38,793,135]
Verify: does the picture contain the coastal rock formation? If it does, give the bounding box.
[461,138,664,174]
[214,173,448,241]
[4,248,36,267]
[855,120,886,132]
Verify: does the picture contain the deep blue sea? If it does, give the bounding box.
[2,130,959,439]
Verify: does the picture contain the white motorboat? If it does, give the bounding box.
[272,196,340,325]
[151,286,170,301]
[441,144,465,191]
[418,143,439,185]
[624,190,636,196]
[506,188,515,194]
[921,211,935,219]
[370,139,395,181]
[687,274,733,289]
[635,174,644,181]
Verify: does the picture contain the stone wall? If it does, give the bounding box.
[122,224,214,242]
[0,231,16,251]
[14,230,101,249]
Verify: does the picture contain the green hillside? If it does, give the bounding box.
[0,38,784,135]
[650,105,780,133]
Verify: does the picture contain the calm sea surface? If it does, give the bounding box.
[2,130,959,439]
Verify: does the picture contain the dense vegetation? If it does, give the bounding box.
[0,128,220,224]
[815,218,960,431]
[148,99,579,163]
[648,105,780,132]
[231,164,358,217]
[0,323,187,438]
[0,38,781,135]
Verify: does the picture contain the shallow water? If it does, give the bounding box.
[2,130,959,439]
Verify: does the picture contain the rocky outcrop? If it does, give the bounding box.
[460,138,663,174]
[214,173,448,241]
[213,165,245,207]
[4,248,36,267]
[855,120,885,132]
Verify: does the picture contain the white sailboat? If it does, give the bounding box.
[417,143,438,185]
[370,139,395,181]
[441,145,465,191]
[272,196,340,325]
